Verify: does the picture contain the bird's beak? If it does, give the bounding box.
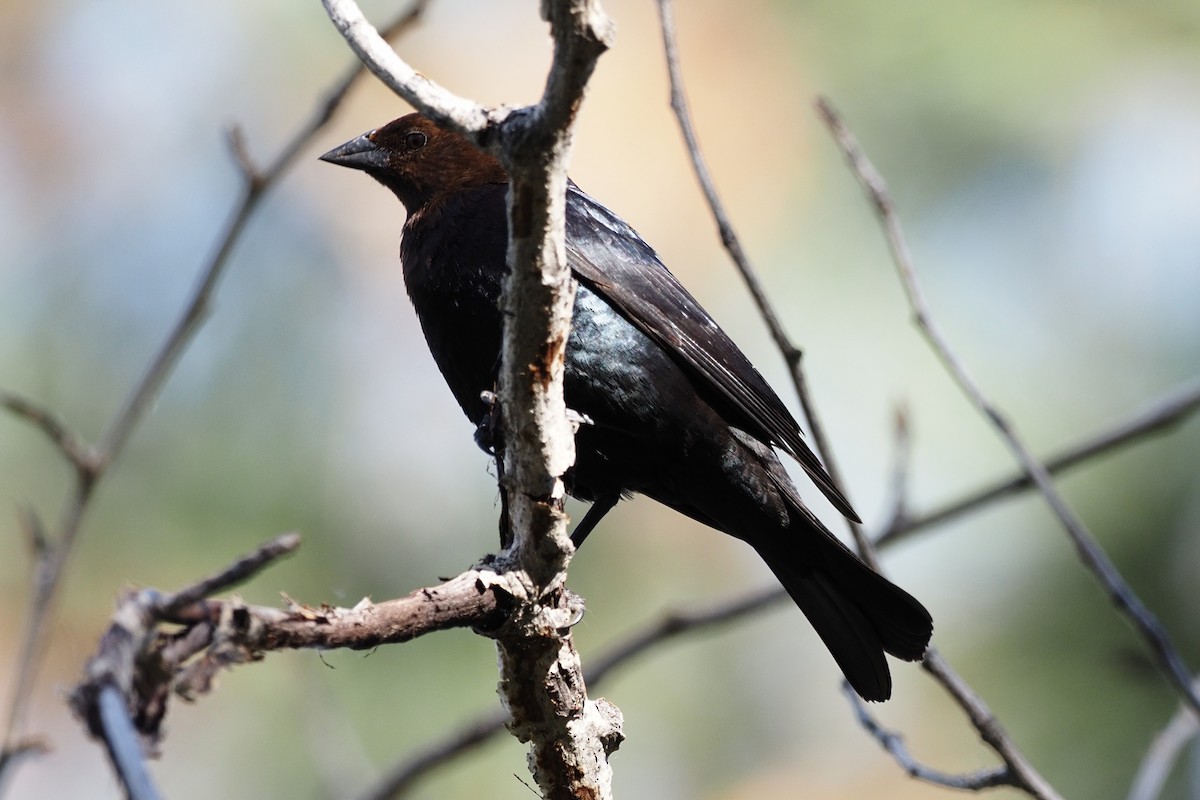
[319,132,388,171]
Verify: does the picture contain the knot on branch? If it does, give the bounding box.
[478,571,582,641]
[69,588,178,754]
[590,697,625,756]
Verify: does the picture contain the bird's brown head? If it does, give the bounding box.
[319,113,508,215]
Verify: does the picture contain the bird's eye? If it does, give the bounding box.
[404,131,428,151]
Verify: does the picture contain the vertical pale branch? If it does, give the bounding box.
[492,5,623,795]
[491,4,622,794]
[318,1,620,796]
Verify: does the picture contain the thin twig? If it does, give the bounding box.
[879,378,1200,546]
[91,0,432,463]
[15,506,48,562]
[0,3,429,787]
[319,0,488,136]
[653,0,876,565]
[1127,677,1200,800]
[585,586,786,687]
[816,95,1200,717]
[358,711,508,800]
[843,684,1011,791]
[879,403,913,535]
[159,531,301,616]
[1,473,92,791]
[0,391,98,473]
[921,650,1065,800]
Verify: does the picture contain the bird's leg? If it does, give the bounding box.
[477,390,513,548]
[475,390,501,455]
[571,493,619,549]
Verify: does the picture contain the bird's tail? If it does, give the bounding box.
[754,511,932,702]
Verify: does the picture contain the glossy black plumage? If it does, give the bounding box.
[320,114,932,701]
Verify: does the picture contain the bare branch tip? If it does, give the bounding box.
[271,530,303,554]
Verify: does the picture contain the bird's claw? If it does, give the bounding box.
[478,390,592,444]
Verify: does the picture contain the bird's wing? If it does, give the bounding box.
[564,185,859,522]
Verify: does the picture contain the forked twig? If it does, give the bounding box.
[920,650,1065,800]
[844,684,1010,791]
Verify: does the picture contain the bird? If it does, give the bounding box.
[320,113,932,701]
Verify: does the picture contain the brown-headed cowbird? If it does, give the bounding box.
[320,113,932,701]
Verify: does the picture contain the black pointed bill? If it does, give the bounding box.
[319,132,387,171]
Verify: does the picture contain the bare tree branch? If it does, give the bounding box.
[489,2,622,789]
[359,709,509,800]
[319,0,488,136]
[89,0,427,464]
[880,377,1200,546]
[0,391,98,474]
[0,3,429,788]
[318,1,620,796]
[921,650,1065,800]
[70,533,516,798]
[584,586,786,687]
[816,95,1200,718]
[843,684,1011,791]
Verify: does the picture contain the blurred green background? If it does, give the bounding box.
[3,1,1200,798]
